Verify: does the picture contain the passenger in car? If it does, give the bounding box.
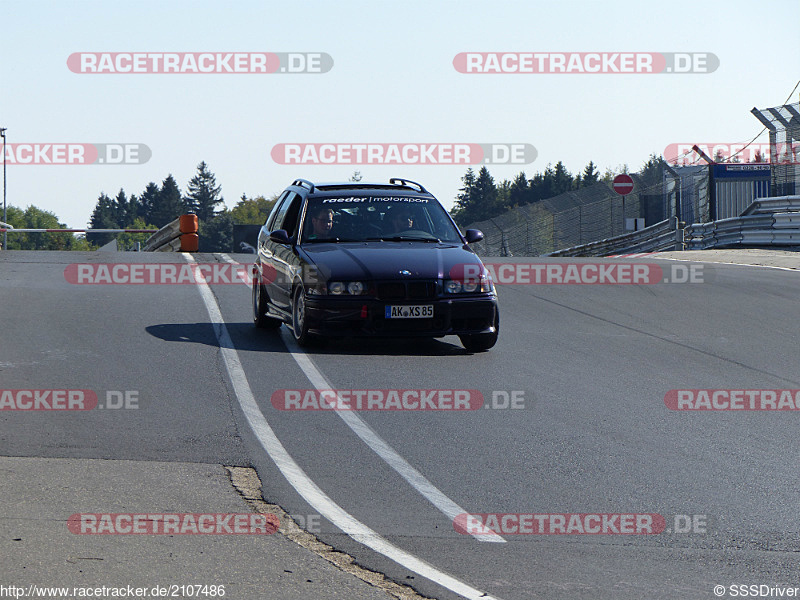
[388,207,415,233]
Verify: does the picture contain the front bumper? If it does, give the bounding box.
[303,295,498,337]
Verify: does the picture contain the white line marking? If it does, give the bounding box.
[279,328,505,544]
[220,253,504,543]
[189,254,503,600]
[648,255,800,273]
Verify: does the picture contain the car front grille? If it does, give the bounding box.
[376,280,437,301]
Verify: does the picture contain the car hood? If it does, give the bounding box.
[300,242,482,280]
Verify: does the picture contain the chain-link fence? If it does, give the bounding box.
[467,100,798,257]
[752,101,800,197]
[467,165,703,257]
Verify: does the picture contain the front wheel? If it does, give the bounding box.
[253,276,281,329]
[459,310,499,352]
[291,285,314,346]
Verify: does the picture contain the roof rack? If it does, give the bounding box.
[291,178,315,193]
[389,178,428,194]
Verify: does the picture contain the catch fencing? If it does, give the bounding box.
[467,167,679,257]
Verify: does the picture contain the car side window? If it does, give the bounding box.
[280,194,303,239]
[271,192,297,233]
[265,191,289,231]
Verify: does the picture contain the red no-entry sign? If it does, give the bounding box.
[612,174,634,196]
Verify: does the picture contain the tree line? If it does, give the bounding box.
[5,156,672,249]
[87,161,277,251]
[450,155,669,226]
[2,161,277,251]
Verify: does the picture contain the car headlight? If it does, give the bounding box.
[328,281,367,295]
[444,274,493,294]
[347,281,365,295]
[445,279,462,294]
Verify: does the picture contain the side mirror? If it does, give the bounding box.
[269,229,291,245]
[464,229,484,244]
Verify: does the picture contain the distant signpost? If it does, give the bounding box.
[612,174,634,196]
[612,174,635,232]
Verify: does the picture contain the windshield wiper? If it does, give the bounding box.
[304,236,362,243]
[365,235,442,243]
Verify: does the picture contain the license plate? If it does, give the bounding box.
[385,305,434,319]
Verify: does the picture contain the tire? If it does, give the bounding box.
[253,275,281,329]
[459,310,499,352]
[291,285,314,346]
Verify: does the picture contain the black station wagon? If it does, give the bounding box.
[252,178,499,351]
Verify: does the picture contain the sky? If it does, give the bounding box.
[1,0,799,228]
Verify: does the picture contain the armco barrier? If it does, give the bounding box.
[684,196,800,249]
[740,195,800,216]
[0,215,199,251]
[547,218,680,257]
[546,195,800,256]
[142,214,199,252]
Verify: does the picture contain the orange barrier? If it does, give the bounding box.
[180,233,199,252]
[180,214,199,234]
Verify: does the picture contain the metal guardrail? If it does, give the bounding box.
[684,195,800,249]
[546,195,800,256]
[142,215,199,252]
[0,215,198,252]
[141,218,183,251]
[547,218,680,257]
[739,195,800,216]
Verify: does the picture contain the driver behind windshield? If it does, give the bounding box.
[308,207,335,239]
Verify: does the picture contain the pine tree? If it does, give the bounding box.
[509,172,531,207]
[474,166,498,218]
[640,153,667,193]
[88,192,117,246]
[150,174,185,228]
[139,182,160,224]
[184,161,223,222]
[112,189,132,227]
[581,161,599,187]
[533,165,557,201]
[451,168,478,225]
[552,161,573,194]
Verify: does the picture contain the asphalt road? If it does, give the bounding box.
[2,249,800,600]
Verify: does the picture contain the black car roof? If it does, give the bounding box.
[287,178,433,197]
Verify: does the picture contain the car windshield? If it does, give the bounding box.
[300,195,464,243]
